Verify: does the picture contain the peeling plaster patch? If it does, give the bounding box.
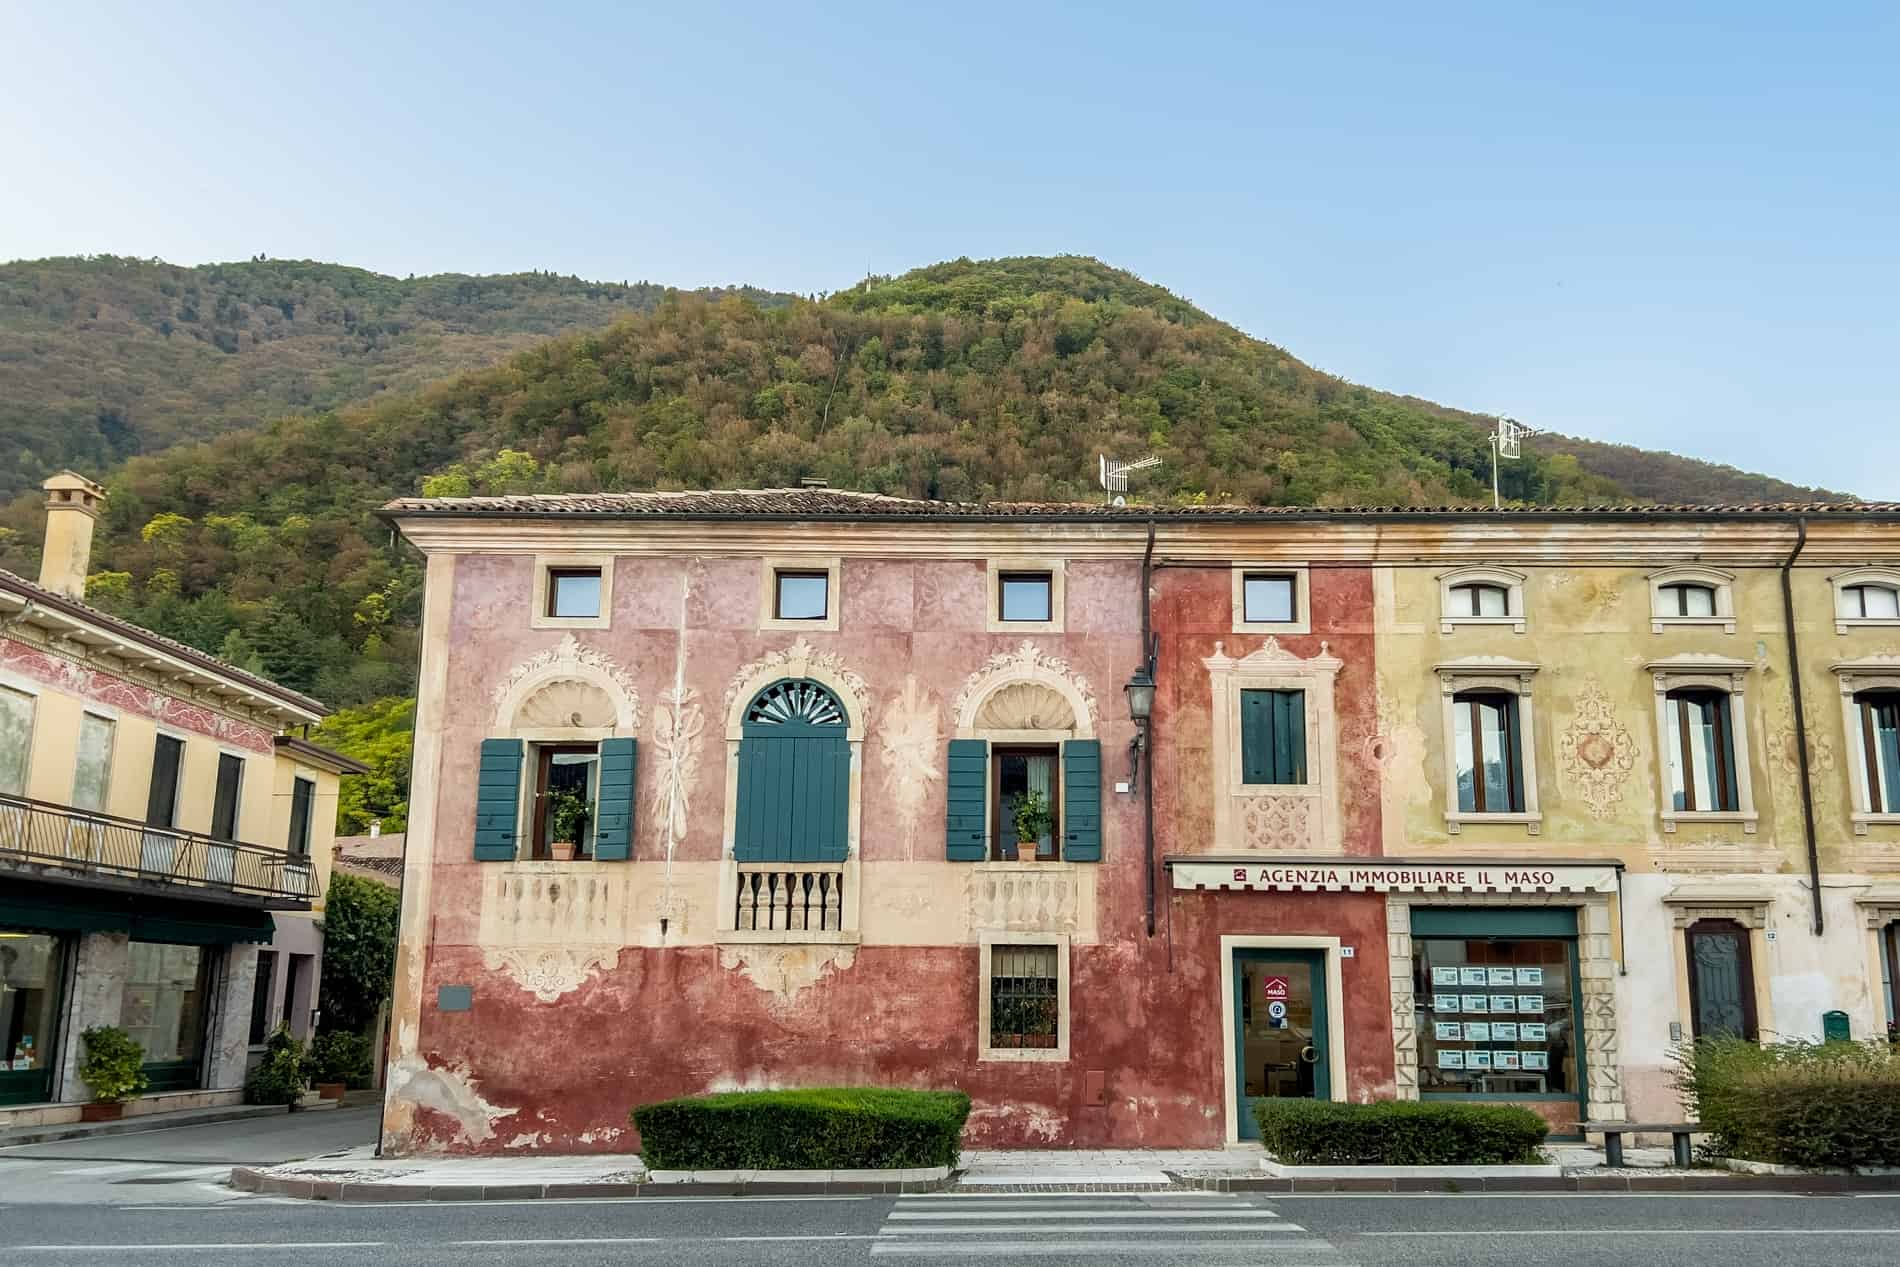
[384,1057,518,1147]
[718,944,856,1001]
[505,1131,547,1149]
[968,1102,1065,1143]
[577,1126,627,1144]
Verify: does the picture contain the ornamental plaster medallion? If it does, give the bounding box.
[1557,676,1637,821]
[1768,695,1835,795]
[492,633,641,731]
[876,675,941,842]
[722,637,870,726]
[1242,795,1316,850]
[718,944,856,1003]
[953,641,1096,731]
[648,685,705,855]
[482,945,620,1003]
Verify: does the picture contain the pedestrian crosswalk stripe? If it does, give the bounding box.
[891,1209,1284,1221]
[870,1242,1336,1257]
[882,1224,1308,1234]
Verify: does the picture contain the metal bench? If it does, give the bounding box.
[1581,1120,1702,1168]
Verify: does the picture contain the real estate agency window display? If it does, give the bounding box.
[1411,908,1583,1113]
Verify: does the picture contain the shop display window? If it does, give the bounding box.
[1414,936,1576,1096]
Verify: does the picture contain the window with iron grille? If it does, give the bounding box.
[988,943,1060,1050]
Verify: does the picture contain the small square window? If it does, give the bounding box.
[989,943,1060,1051]
[1243,574,1297,624]
[547,568,602,619]
[774,571,830,621]
[1000,572,1053,623]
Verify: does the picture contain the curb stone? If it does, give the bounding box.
[1173,1171,1900,1194]
[229,1166,955,1201]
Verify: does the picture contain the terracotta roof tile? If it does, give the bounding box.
[0,566,328,716]
[381,489,1900,521]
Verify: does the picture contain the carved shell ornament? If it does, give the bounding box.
[516,678,617,729]
[974,681,1077,732]
[492,634,640,731]
[952,641,1096,733]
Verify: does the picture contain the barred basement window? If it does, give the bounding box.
[989,944,1059,1050]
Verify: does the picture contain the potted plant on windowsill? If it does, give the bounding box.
[547,789,592,863]
[78,1025,148,1121]
[1012,790,1051,863]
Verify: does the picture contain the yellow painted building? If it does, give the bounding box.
[1,473,364,1121]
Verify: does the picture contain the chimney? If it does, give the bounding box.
[38,471,107,601]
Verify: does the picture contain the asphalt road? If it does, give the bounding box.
[2,1186,1900,1265]
[0,1103,379,1204]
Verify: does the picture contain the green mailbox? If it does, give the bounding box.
[1822,1010,1851,1042]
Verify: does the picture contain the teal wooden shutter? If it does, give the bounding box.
[1242,690,1306,784]
[734,734,780,862]
[594,737,636,860]
[946,739,988,860]
[1062,739,1101,861]
[794,732,850,863]
[1277,690,1307,784]
[474,739,523,861]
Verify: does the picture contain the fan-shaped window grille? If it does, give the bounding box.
[745,680,847,728]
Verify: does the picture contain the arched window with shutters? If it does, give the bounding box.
[734,679,850,863]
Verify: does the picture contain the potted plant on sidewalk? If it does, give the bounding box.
[1011,790,1051,863]
[78,1025,148,1121]
[547,788,592,862]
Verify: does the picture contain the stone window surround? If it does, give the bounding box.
[1436,656,1543,836]
[977,930,1072,1064]
[1438,565,1527,635]
[1231,564,1312,636]
[1855,888,1900,1029]
[1833,656,1900,834]
[1218,934,1348,1143]
[1647,565,1737,635]
[530,553,614,631]
[758,555,843,633]
[1386,892,1623,1124]
[1646,653,1759,835]
[1660,886,1774,1043]
[954,659,1095,866]
[715,650,866,946]
[1204,639,1344,855]
[986,557,1065,634]
[1831,567,1900,635]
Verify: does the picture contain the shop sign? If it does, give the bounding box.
[1261,975,1289,1001]
[1172,860,1618,894]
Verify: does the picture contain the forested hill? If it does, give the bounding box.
[0,253,1847,832]
[0,255,789,500]
[0,253,1849,708]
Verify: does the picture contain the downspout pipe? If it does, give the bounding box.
[1141,518,1157,938]
[1780,516,1824,936]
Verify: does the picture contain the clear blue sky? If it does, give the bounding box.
[5,3,1895,497]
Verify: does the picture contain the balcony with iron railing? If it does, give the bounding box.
[0,792,318,907]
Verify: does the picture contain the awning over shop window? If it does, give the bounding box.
[0,886,275,944]
[1410,906,1579,938]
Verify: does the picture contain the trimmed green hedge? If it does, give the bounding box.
[1252,1099,1549,1165]
[1675,1037,1900,1169]
[631,1088,971,1170]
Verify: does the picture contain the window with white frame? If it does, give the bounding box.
[1647,567,1736,634]
[1647,654,1757,832]
[759,557,842,632]
[1833,569,1900,633]
[532,555,613,630]
[978,933,1070,1061]
[1832,657,1900,831]
[1436,658,1541,833]
[985,558,1064,633]
[1232,566,1311,634]
[1438,567,1526,634]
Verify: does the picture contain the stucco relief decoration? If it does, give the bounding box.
[953,641,1096,731]
[1558,675,1637,820]
[648,685,705,855]
[516,679,617,729]
[1242,796,1315,850]
[1769,695,1835,794]
[876,675,941,840]
[1549,571,1625,620]
[492,634,641,731]
[482,945,620,1004]
[0,640,274,750]
[719,944,856,1003]
[722,638,870,727]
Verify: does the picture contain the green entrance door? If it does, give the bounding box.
[1233,949,1330,1140]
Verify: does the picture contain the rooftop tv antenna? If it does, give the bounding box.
[1100,454,1162,506]
[1488,417,1539,509]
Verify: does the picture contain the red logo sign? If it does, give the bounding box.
[1262,975,1289,1002]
